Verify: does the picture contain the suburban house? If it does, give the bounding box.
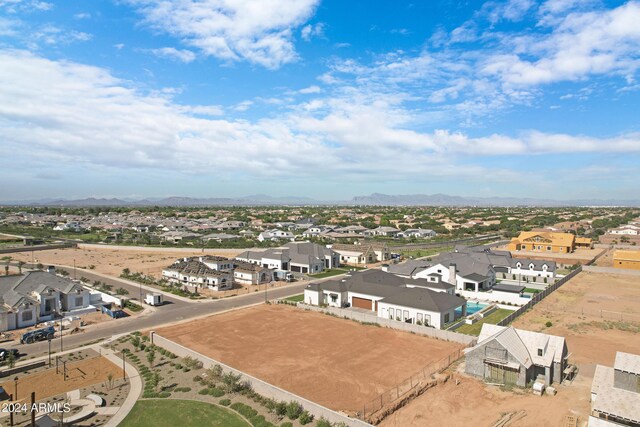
[162,256,234,291]
[0,271,91,331]
[363,226,401,237]
[257,229,295,242]
[390,245,556,282]
[465,324,569,387]
[236,242,339,274]
[398,228,437,238]
[507,231,592,253]
[233,261,274,285]
[201,233,239,242]
[330,242,390,265]
[590,351,640,426]
[159,231,201,243]
[303,270,465,329]
[612,250,640,271]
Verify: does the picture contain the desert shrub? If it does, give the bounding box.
[545,321,553,327]
[275,401,287,416]
[285,401,303,420]
[316,418,331,427]
[299,411,313,425]
[183,356,203,369]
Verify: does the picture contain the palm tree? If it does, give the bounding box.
[17,261,25,274]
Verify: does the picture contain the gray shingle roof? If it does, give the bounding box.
[380,287,465,312]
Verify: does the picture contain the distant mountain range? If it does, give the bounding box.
[2,193,639,207]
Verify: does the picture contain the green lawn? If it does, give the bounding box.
[524,287,541,294]
[120,399,249,427]
[308,268,348,278]
[284,294,304,302]
[400,246,452,259]
[454,308,514,336]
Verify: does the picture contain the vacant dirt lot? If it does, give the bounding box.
[381,368,591,427]
[1,356,121,401]
[10,245,247,279]
[513,270,640,366]
[154,304,462,412]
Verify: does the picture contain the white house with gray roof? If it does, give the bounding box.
[590,351,640,427]
[464,324,569,387]
[304,270,464,329]
[0,271,91,331]
[236,242,339,274]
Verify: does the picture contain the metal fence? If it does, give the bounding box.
[497,266,583,327]
[360,347,463,422]
[568,307,640,323]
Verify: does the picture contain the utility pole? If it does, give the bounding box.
[73,259,76,280]
[122,351,126,380]
[48,337,52,367]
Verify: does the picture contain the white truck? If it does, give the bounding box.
[144,293,163,306]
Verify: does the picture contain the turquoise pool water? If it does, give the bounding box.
[456,301,488,317]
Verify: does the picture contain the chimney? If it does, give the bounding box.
[448,263,457,282]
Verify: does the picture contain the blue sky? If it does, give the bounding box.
[0,0,639,202]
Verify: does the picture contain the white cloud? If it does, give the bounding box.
[114,43,125,50]
[149,47,196,63]
[73,12,91,20]
[126,0,320,69]
[299,85,321,94]
[0,0,52,13]
[482,0,535,23]
[483,1,640,86]
[301,23,324,41]
[1,50,638,189]
[29,25,92,46]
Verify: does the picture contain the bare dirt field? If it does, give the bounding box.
[1,356,121,401]
[153,304,462,412]
[380,368,592,427]
[10,245,248,279]
[513,271,640,366]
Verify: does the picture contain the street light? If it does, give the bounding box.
[48,337,52,367]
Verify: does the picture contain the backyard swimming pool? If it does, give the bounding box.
[457,301,487,317]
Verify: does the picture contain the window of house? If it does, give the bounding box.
[521,245,526,250]
[424,314,431,325]
[330,294,338,302]
[403,310,409,320]
[444,313,450,323]
[417,313,423,322]
[537,349,543,356]
[22,311,33,322]
[547,246,551,251]
[389,308,394,319]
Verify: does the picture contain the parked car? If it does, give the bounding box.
[0,348,18,361]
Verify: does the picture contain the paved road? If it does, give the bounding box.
[11,282,308,358]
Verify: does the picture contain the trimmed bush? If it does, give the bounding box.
[230,402,258,419]
[280,423,293,427]
[316,418,331,427]
[275,402,287,416]
[546,321,553,327]
[209,387,225,397]
[219,399,231,406]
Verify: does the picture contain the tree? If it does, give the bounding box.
[147,349,155,368]
[6,350,15,368]
[106,372,114,390]
[131,336,141,351]
[17,261,25,274]
[122,268,130,276]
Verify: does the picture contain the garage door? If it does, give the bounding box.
[352,297,373,310]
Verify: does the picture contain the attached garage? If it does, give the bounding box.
[352,297,373,310]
